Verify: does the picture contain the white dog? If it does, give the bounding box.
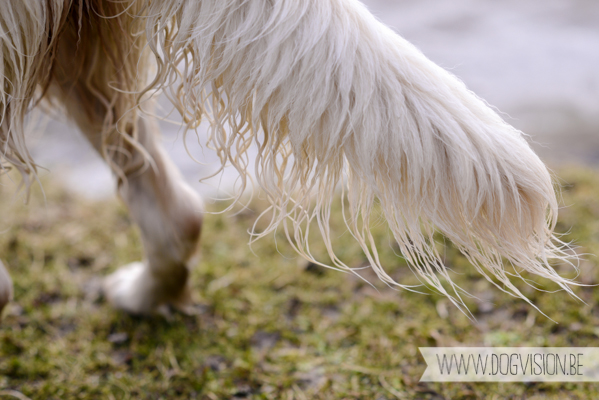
[0,0,579,317]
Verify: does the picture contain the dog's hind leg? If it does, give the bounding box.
[100,119,204,315]
[47,3,204,315]
[100,120,204,315]
[53,82,204,316]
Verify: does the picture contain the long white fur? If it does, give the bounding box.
[0,0,580,315]
[0,1,66,192]
[140,0,579,312]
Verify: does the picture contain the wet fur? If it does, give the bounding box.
[0,0,578,317]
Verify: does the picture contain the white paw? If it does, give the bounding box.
[103,262,155,315]
[0,260,13,317]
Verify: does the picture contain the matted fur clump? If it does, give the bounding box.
[0,0,579,314]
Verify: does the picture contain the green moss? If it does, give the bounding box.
[0,167,599,398]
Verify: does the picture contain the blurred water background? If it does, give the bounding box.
[27,0,599,199]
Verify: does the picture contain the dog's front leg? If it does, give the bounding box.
[0,261,12,316]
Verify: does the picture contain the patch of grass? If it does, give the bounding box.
[1,167,599,399]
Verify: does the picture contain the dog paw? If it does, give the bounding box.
[0,260,13,317]
[103,262,155,315]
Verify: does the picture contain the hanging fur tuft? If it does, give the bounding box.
[0,0,580,314]
[136,0,579,313]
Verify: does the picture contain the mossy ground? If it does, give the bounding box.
[1,167,599,399]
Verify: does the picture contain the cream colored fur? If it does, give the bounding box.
[0,0,579,317]
[0,261,12,315]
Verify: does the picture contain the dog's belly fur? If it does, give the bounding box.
[0,0,578,317]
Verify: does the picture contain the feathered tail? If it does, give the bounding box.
[2,0,578,313]
[136,0,580,313]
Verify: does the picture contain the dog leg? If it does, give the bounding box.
[102,123,204,315]
[60,106,203,315]
[55,100,204,315]
[47,3,203,315]
[0,261,12,316]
